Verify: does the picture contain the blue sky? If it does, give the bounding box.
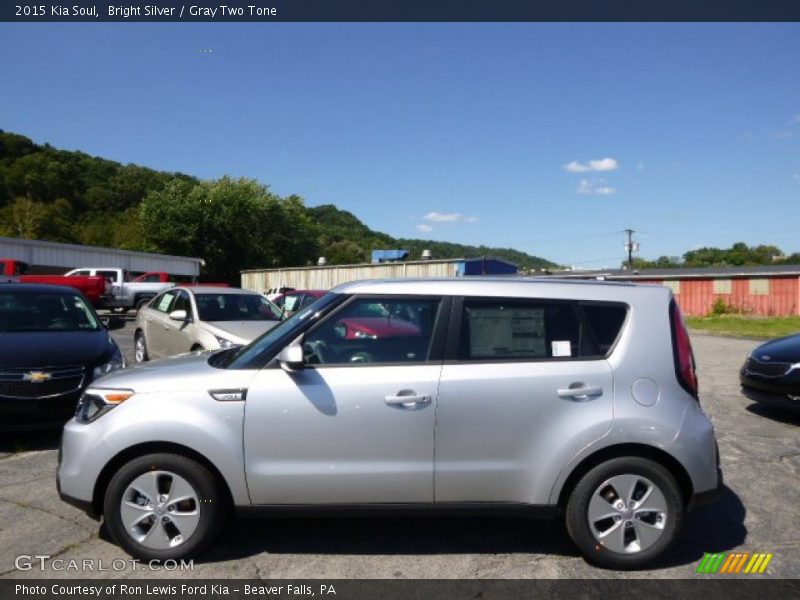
[1,23,799,267]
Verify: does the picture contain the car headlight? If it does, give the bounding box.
[75,388,134,424]
[92,348,125,379]
[214,335,237,349]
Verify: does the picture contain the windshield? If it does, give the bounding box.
[0,292,101,332]
[195,293,283,322]
[221,292,343,369]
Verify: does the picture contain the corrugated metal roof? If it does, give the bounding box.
[241,256,518,273]
[0,236,203,276]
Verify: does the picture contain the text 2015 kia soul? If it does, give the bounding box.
[58,278,721,569]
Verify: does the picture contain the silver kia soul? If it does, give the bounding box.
[58,278,721,569]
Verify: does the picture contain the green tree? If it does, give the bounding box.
[140,177,318,282]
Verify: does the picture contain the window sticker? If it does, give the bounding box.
[551,340,572,357]
[469,307,545,357]
[158,294,174,312]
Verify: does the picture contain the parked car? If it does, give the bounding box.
[0,284,125,430]
[65,268,174,312]
[739,333,800,413]
[133,286,283,362]
[272,289,325,317]
[58,278,721,569]
[1,259,112,307]
[265,285,295,301]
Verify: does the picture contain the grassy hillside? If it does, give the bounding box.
[0,130,557,273]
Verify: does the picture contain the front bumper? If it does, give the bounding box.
[0,391,81,432]
[57,417,115,518]
[741,385,800,413]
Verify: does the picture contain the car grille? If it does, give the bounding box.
[0,366,85,399]
[744,357,793,378]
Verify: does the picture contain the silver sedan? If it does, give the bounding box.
[133,286,283,362]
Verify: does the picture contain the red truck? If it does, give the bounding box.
[0,259,111,307]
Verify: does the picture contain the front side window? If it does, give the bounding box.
[303,297,442,366]
[172,290,192,315]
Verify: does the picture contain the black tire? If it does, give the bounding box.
[134,331,149,363]
[103,453,226,561]
[565,456,683,570]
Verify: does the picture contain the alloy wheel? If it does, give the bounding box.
[587,473,668,554]
[119,470,201,550]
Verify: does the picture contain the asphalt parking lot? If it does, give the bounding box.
[1,324,798,579]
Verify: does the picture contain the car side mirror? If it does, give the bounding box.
[277,343,304,372]
[169,309,189,321]
[104,316,126,331]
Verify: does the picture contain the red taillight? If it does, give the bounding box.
[670,300,698,398]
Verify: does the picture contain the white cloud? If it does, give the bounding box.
[415,223,433,232]
[422,211,478,223]
[564,161,591,173]
[564,157,619,173]
[578,178,616,195]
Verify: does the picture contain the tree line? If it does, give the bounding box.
[0,130,556,282]
[629,242,800,270]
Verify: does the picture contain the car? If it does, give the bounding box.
[58,278,721,570]
[739,333,800,413]
[133,286,283,362]
[65,267,175,312]
[264,285,295,301]
[0,283,125,430]
[272,289,325,317]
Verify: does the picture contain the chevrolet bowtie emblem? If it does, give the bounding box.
[23,371,52,383]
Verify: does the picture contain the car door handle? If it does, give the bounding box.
[557,385,603,400]
[384,392,431,408]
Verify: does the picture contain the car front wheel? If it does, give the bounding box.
[134,332,148,363]
[565,456,683,570]
[103,453,225,561]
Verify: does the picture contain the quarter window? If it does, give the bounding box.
[154,291,178,313]
[303,297,442,366]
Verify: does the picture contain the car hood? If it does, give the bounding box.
[205,320,280,344]
[750,334,800,364]
[95,351,254,393]
[0,331,116,368]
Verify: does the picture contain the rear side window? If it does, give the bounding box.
[459,299,584,360]
[457,298,628,361]
[579,302,627,354]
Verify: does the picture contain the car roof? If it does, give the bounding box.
[330,277,668,302]
[176,286,262,295]
[0,283,86,295]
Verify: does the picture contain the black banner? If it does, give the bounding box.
[3,0,800,22]
[3,580,800,600]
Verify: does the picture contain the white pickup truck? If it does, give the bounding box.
[65,268,174,312]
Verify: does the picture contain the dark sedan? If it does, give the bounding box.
[0,283,126,430]
[740,333,800,413]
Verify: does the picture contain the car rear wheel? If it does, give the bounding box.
[565,457,683,570]
[103,453,225,561]
[134,332,149,363]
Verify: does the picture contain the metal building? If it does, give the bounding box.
[545,265,800,316]
[0,236,204,277]
[241,256,518,293]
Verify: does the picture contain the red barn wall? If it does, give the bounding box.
[637,276,800,317]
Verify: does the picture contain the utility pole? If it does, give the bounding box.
[624,229,635,270]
